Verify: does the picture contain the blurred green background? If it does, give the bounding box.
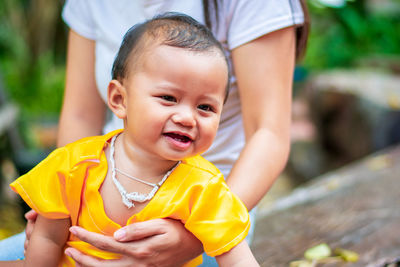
[0,0,399,238]
[1,0,398,122]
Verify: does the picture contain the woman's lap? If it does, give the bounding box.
[0,232,25,260]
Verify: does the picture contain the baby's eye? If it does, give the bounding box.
[159,95,176,102]
[198,104,214,112]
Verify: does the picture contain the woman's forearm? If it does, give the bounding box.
[226,128,290,210]
[229,27,296,210]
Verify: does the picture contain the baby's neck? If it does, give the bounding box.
[112,133,179,183]
[100,133,180,224]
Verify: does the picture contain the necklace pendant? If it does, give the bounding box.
[109,134,180,209]
[122,195,135,208]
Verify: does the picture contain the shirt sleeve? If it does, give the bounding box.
[184,173,250,257]
[62,0,97,40]
[10,147,71,219]
[223,0,305,49]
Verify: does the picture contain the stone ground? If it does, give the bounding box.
[252,145,400,266]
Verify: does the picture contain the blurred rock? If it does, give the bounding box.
[252,145,400,266]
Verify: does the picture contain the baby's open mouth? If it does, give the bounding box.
[163,133,192,143]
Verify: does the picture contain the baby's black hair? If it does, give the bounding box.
[111,12,230,99]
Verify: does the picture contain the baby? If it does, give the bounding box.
[3,13,258,267]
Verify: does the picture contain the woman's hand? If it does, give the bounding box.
[23,209,38,253]
[65,218,203,267]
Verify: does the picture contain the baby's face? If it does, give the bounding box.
[121,44,228,161]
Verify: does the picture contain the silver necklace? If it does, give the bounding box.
[110,134,180,209]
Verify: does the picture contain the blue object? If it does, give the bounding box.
[0,232,25,260]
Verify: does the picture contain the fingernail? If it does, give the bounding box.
[69,226,77,235]
[114,229,126,240]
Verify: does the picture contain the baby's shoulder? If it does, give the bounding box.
[63,134,109,166]
[181,155,222,178]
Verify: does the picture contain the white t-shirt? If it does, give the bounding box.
[62,0,304,177]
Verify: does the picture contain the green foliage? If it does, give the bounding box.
[303,0,400,71]
[0,0,65,116]
[1,53,65,116]
[0,0,399,114]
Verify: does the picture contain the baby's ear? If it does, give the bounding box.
[108,80,127,119]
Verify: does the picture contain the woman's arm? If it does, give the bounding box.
[229,26,296,210]
[57,29,106,147]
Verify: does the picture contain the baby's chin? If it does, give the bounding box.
[162,150,204,162]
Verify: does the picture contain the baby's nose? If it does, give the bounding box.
[172,109,196,127]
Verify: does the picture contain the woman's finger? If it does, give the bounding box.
[114,218,170,242]
[65,247,137,267]
[69,226,127,253]
[70,226,159,258]
[115,218,202,265]
[65,247,106,267]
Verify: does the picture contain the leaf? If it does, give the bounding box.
[304,243,332,260]
[289,260,314,267]
[334,248,359,262]
[366,155,391,171]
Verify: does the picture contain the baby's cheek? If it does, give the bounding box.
[204,123,219,147]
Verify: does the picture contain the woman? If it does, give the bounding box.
[2,0,309,266]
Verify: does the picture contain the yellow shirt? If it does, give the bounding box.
[10,130,250,267]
